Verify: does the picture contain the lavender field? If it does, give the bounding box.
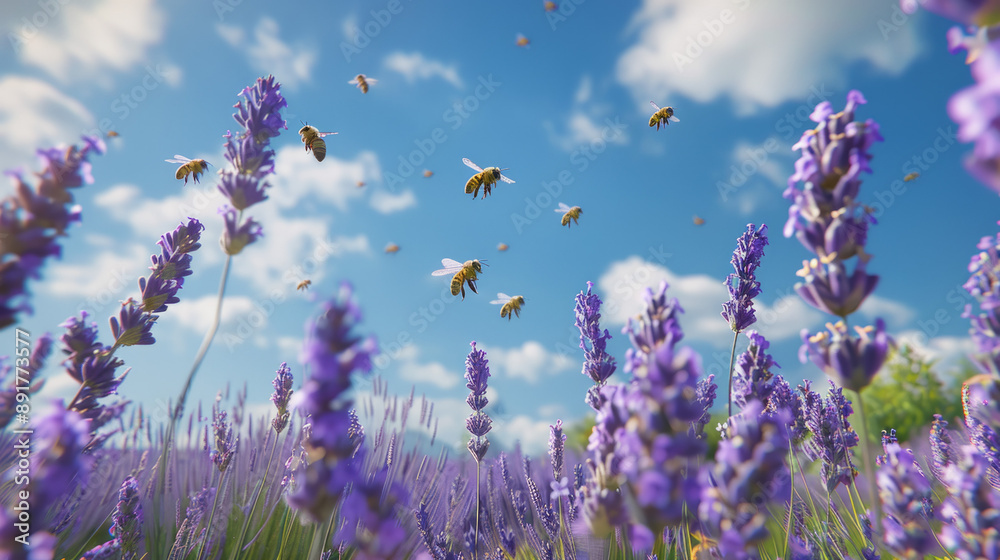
[4,0,1000,559]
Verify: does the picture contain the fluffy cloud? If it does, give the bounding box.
[481,341,576,384]
[384,51,463,89]
[217,17,316,90]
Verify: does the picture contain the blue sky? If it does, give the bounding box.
[2,0,994,454]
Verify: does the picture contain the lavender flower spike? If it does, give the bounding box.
[721,223,768,333]
[878,443,936,558]
[270,361,294,433]
[575,281,617,406]
[800,318,892,393]
[110,475,143,560]
[465,341,492,463]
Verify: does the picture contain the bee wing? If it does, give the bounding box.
[670,115,680,122]
[499,173,515,184]
[166,155,192,163]
[649,101,661,111]
[491,293,512,304]
[555,202,571,213]
[462,158,484,173]
[365,78,377,84]
[432,258,464,275]
[318,132,338,137]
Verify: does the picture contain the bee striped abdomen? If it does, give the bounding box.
[311,138,327,162]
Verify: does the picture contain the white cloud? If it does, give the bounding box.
[0,76,94,177]
[546,75,630,152]
[169,294,261,335]
[597,256,825,346]
[858,295,917,330]
[370,189,417,214]
[271,147,381,211]
[616,0,922,114]
[13,0,166,86]
[491,415,553,457]
[893,331,974,377]
[481,341,575,384]
[94,182,225,245]
[384,52,463,89]
[216,17,316,90]
[722,139,791,214]
[41,245,148,319]
[386,344,463,390]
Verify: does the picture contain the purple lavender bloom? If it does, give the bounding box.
[961,374,1000,487]
[937,444,1000,559]
[219,204,263,256]
[900,0,1000,26]
[929,414,959,484]
[0,136,103,329]
[109,475,143,560]
[878,443,936,558]
[30,404,93,525]
[803,381,860,492]
[799,319,892,393]
[109,298,156,347]
[465,341,492,463]
[623,281,684,374]
[764,375,809,446]
[270,361,294,433]
[575,281,618,406]
[211,407,237,472]
[950,41,1000,192]
[82,539,122,560]
[700,401,792,560]
[962,227,1000,377]
[338,465,409,560]
[794,257,879,318]
[721,223,768,332]
[549,419,566,480]
[732,331,780,410]
[139,217,205,314]
[286,282,378,522]
[690,373,717,440]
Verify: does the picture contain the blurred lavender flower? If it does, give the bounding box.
[465,341,492,463]
[575,281,617,410]
[339,466,409,560]
[211,407,237,473]
[721,223,768,333]
[219,204,263,256]
[30,404,93,526]
[700,401,791,560]
[961,374,1000,488]
[878,443,936,558]
[286,282,378,523]
[271,361,294,433]
[623,281,684,373]
[690,373,717,440]
[110,475,143,560]
[732,331,780,410]
[937,444,1000,559]
[549,419,566,481]
[900,0,1000,27]
[82,539,121,560]
[799,319,892,393]
[803,381,859,492]
[929,414,959,483]
[0,135,104,329]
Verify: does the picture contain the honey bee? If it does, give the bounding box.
[106,130,120,138]
[357,181,366,188]
[423,170,434,178]
[544,1,557,11]
[165,155,211,185]
[296,279,312,291]
[298,123,338,162]
[491,293,525,320]
[497,242,509,251]
[385,243,400,254]
[463,158,515,199]
[693,215,706,226]
[431,258,485,299]
[516,34,530,47]
[648,102,680,130]
[555,202,582,228]
[903,172,919,182]
[349,74,377,94]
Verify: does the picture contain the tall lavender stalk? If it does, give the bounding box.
[465,341,492,559]
[721,223,768,418]
[574,281,617,410]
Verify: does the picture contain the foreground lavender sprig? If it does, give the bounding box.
[803,381,859,493]
[937,444,1000,559]
[722,223,768,418]
[575,281,617,410]
[271,361,294,434]
[0,135,104,329]
[877,442,936,558]
[465,341,492,559]
[731,331,780,410]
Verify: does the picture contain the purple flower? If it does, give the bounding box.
[0,136,103,328]
[110,298,156,347]
[575,282,618,406]
[803,381,859,492]
[962,226,1000,377]
[465,341,492,463]
[82,539,122,560]
[960,374,1000,486]
[948,40,1000,193]
[219,204,263,256]
[700,401,791,560]
[878,443,936,558]
[900,0,1000,26]
[211,407,237,472]
[270,362,294,433]
[732,331,780,410]
[109,476,143,560]
[30,405,93,525]
[721,223,768,332]
[623,281,685,374]
[764,375,809,446]
[338,466,409,560]
[548,419,566,480]
[690,373,717,440]
[139,218,205,314]
[937,444,1000,559]
[799,319,892,393]
[794,257,879,318]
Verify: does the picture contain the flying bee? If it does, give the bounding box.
[423,169,434,178]
[903,172,919,182]
[693,215,705,226]
[491,293,525,320]
[431,258,485,299]
[497,242,509,251]
[648,102,680,130]
[106,130,120,138]
[165,155,211,185]
[298,123,338,162]
[463,158,515,199]
[544,1,557,11]
[385,243,400,254]
[296,279,312,291]
[349,74,377,94]
[516,33,530,47]
[555,202,582,228]
[357,181,366,188]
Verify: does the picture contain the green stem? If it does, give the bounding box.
[854,390,880,524]
[197,468,226,560]
[156,252,233,494]
[727,330,740,418]
[232,429,283,560]
[475,460,481,560]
